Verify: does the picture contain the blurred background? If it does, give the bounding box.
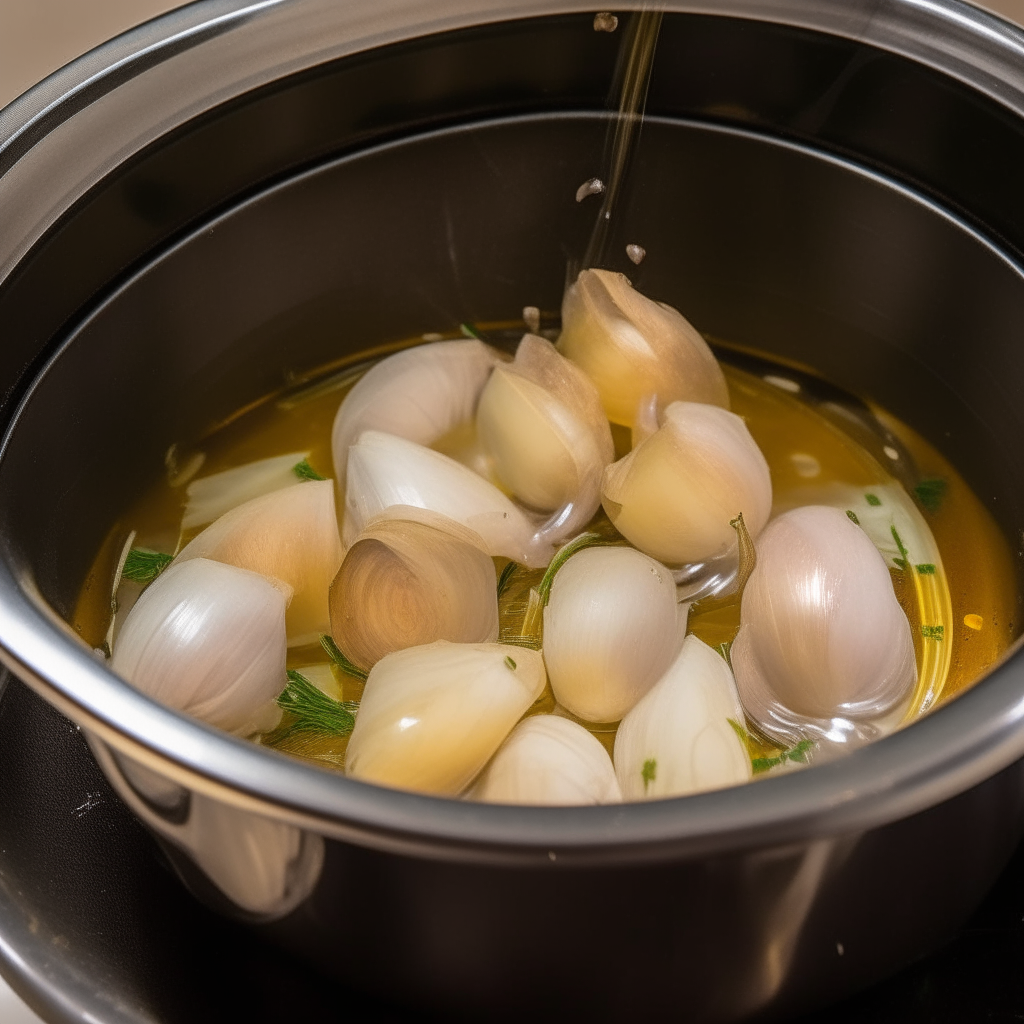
[1,0,1023,1020]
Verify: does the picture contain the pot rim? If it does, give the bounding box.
[2,0,1024,865]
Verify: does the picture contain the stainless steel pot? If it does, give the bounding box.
[2,1,1024,1020]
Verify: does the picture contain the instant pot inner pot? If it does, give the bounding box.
[3,9,1024,1024]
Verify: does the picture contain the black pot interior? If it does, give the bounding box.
[2,11,1024,627]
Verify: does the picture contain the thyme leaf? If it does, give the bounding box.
[914,478,947,514]
[293,458,326,481]
[845,509,860,525]
[641,758,657,792]
[121,548,174,585]
[865,493,882,507]
[504,656,517,671]
[319,634,369,680]
[274,670,358,738]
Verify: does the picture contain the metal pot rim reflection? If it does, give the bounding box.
[1,0,1024,868]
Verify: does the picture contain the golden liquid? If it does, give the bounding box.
[72,337,1020,772]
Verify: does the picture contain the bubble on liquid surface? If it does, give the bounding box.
[576,177,605,202]
[593,12,619,31]
[523,306,541,333]
[626,243,646,265]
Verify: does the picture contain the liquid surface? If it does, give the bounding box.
[72,332,1019,773]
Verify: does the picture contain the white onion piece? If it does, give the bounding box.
[331,340,500,485]
[176,480,343,645]
[732,505,917,749]
[330,506,498,670]
[477,335,613,538]
[112,558,288,735]
[344,430,552,567]
[345,641,546,796]
[543,546,680,722]
[614,635,751,800]
[182,451,309,530]
[602,401,772,568]
[470,715,621,805]
[558,268,729,425]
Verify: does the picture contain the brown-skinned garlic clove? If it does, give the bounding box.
[329,506,499,671]
[558,269,728,425]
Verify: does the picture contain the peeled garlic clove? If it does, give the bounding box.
[558,269,728,425]
[543,546,680,722]
[614,635,751,800]
[176,479,343,645]
[331,340,500,485]
[469,715,621,805]
[330,506,499,670]
[345,641,546,796]
[182,451,310,531]
[731,505,917,748]
[477,334,613,531]
[602,401,772,567]
[112,558,288,735]
[344,430,552,567]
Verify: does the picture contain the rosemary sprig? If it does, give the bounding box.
[274,670,358,739]
[121,548,174,585]
[293,458,326,481]
[319,634,369,680]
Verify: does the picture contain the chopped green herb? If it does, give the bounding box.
[121,548,174,585]
[846,510,861,525]
[504,656,517,671]
[292,458,326,481]
[916,563,936,575]
[890,525,911,570]
[641,758,657,792]
[319,634,369,680]
[459,322,483,340]
[752,755,783,772]
[496,561,519,599]
[921,625,945,640]
[787,739,813,764]
[865,494,882,507]
[274,670,358,739]
[914,478,947,514]
[752,738,815,773]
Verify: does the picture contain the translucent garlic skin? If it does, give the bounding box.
[614,635,751,801]
[477,335,614,538]
[602,401,772,567]
[543,546,680,723]
[330,507,499,671]
[732,505,917,748]
[331,339,499,485]
[345,641,546,796]
[112,558,288,735]
[558,268,729,426]
[470,715,622,805]
[176,479,343,646]
[344,430,554,568]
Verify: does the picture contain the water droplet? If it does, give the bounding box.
[883,445,900,460]
[523,305,541,333]
[576,177,605,202]
[593,12,619,31]
[626,243,646,264]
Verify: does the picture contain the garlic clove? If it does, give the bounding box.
[602,401,772,568]
[469,715,621,805]
[543,546,680,722]
[112,557,289,735]
[182,451,310,531]
[345,641,546,796]
[477,334,614,523]
[331,339,500,485]
[330,506,499,671]
[344,430,553,568]
[614,635,751,800]
[731,505,917,749]
[558,269,729,425]
[176,479,343,646]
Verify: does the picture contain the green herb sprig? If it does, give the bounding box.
[293,458,326,481]
[274,670,358,739]
[121,548,174,585]
[319,634,369,680]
